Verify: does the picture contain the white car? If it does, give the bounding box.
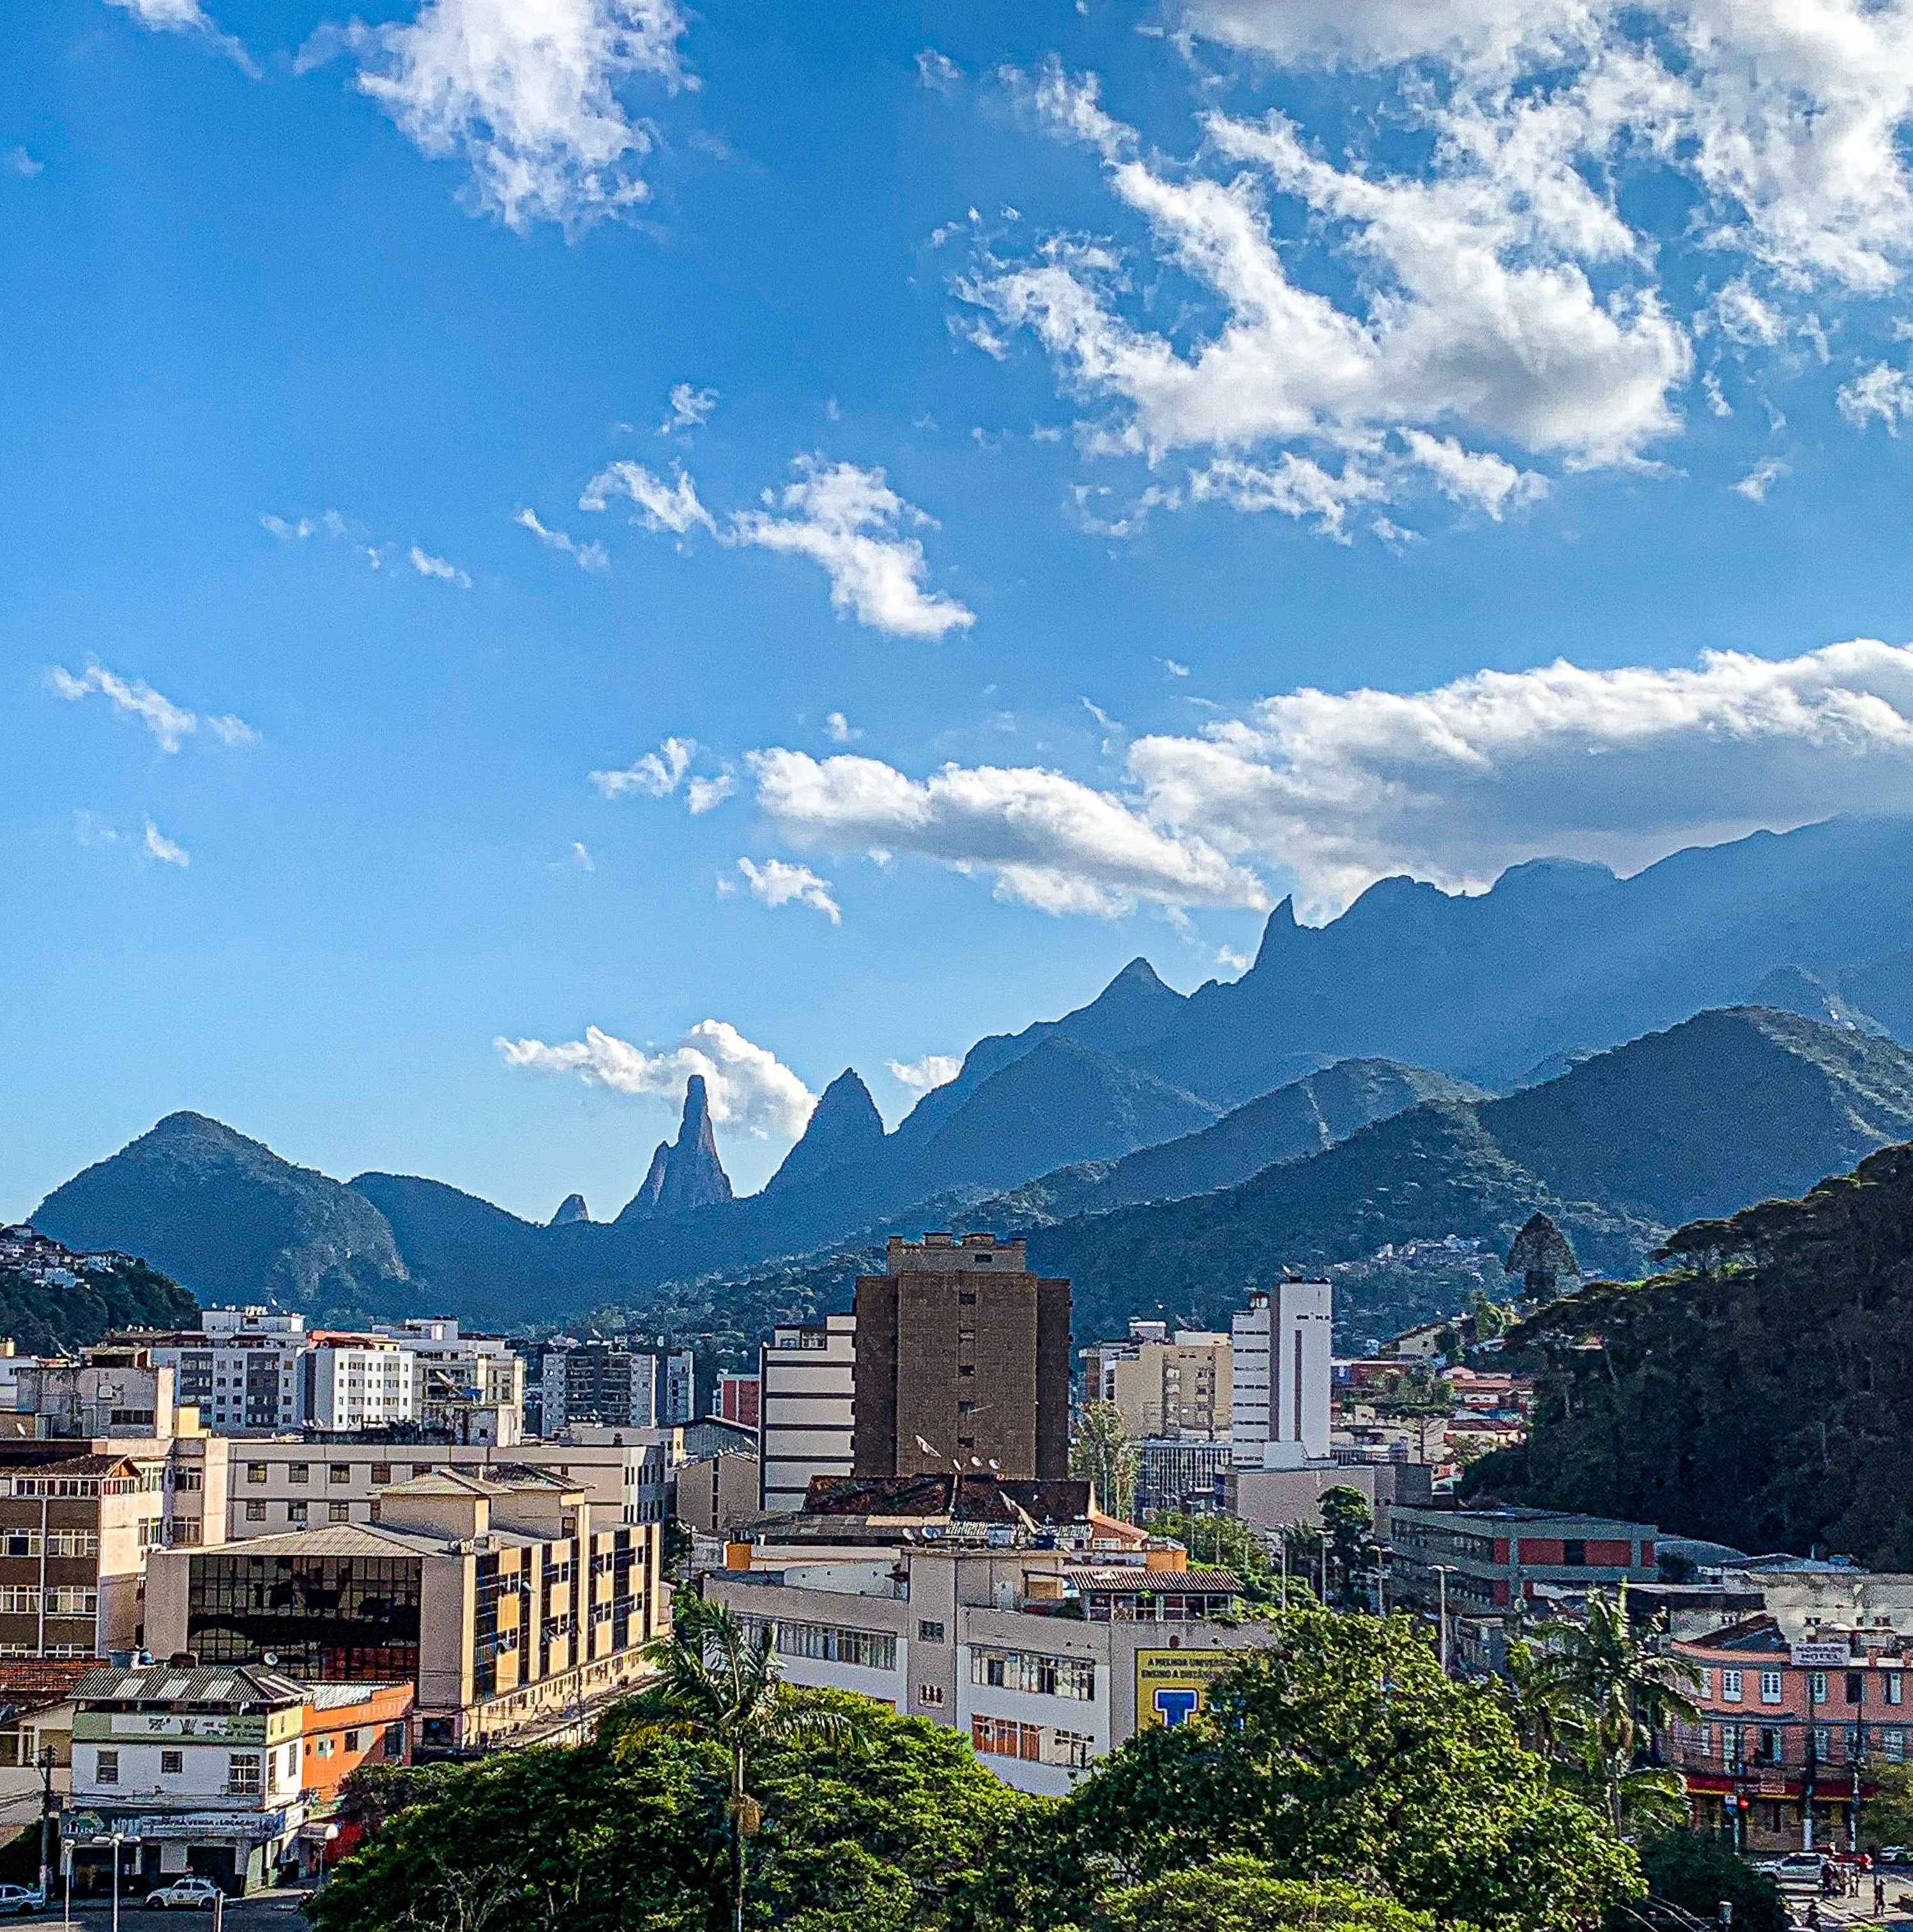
[0,1885,42,1916]
[142,1877,222,1911]
[1756,1852,1826,1883]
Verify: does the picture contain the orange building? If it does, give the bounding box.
[296,1680,413,1874]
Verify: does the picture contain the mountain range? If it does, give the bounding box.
[31,812,1913,1337]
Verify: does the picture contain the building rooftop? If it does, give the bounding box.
[298,1680,413,1711]
[75,1662,308,1707]
[1065,1566,1243,1594]
[0,1657,104,1713]
[802,1473,1093,1525]
[1677,1614,1790,1653]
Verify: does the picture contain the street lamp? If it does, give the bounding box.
[1429,1563,1458,1674]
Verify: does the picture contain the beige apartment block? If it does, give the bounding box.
[145,1466,664,1751]
[1079,1323,1233,1441]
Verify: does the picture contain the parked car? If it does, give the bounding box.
[0,1884,43,1915]
[142,1877,222,1911]
[1757,1853,1828,1883]
[1879,1847,1909,1867]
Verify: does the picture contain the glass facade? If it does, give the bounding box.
[187,1552,422,1679]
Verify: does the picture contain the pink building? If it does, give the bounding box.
[1663,1614,1909,1851]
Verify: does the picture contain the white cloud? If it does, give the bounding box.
[495,1017,816,1139]
[549,840,595,871]
[1161,658,1191,677]
[579,459,714,533]
[590,735,696,799]
[335,0,690,233]
[888,1052,961,1094]
[45,660,255,753]
[658,383,717,433]
[515,506,610,571]
[733,857,842,923]
[745,747,1269,916]
[729,459,975,639]
[103,0,257,73]
[916,49,961,91]
[408,544,472,586]
[1401,431,1547,518]
[686,772,736,814]
[1732,455,1790,502]
[261,513,314,540]
[823,710,861,744]
[5,148,43,178]
[142,820,190,868]
[1838,362,1913,433]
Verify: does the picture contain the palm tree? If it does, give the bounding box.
[622,1593,870,1932]
[1070,1400,1139,1521]
[1514,1583,1699,1835]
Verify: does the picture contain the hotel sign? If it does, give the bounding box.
[1791,1644,1850,1668]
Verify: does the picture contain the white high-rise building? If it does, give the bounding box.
[1230,1280,1332,1471]
[758,1313,855,1514]
[302,1337,416,1429]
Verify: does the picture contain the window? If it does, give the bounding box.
[330,1464,351,1485]
[917,1620,945,1643]
[245,1500,268,1522]
[1723,1670,1743,1703]
[45,1588,96,1616]
[740,1616,896,1671]
[1890,1672,1905,1707]
[227,1753,261,1793]
[918,1683,946,1707]
[314,1738,333,1758]
[1,1532,40,1558]
[344,1729,362,1752]
[96,1751,119,1784]
[970,1716,1040,1761]
[1810,1671,1827,1703]
[370,1464,392,1485]
[330,1502,351,1523]
[1758,1728,1781,1763]
[160,1751,183,1775]
[0,1588,38,1614]
[289,1464,309,1485]
[247,1463,268,1485]
[383,1722,406,1756]
[972,1648,1097,1701]
[287,1502,308,1526]
[1760,1671,1784,1705]
[1885,1729,1907,1763]
[1847,1672,1864,1706]
[1560,1539,1587,1566]
[1043,1728,1095,1769]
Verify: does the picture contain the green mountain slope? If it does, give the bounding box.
[0,1251,198,1356]
[33,1112,412,1312]
[1466,1140,1913,1568]
[1028,1008,1913,1346]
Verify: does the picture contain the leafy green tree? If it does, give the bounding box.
[313,1690,1016,1932]
[968,1604,1639,1932]
[1139,1511,1314,1606]
[1089,1857,1437,1932]
[1320,1484,1378,1610]
[1513,1586,1698,1836]
[626,1593,873,1932]
[1070,1401,1138,1522]
[1862,1757,1913,1848]
[1626,1830,1786,1932]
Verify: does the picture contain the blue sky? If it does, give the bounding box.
[11,0,1913,1223]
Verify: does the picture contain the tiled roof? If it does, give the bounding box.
[0,1657,104,1713]
[1681,1614,1789,1653]
[298,1681,413,1712]
[75,1663,307,1707]
[1066,1565,1243,1593]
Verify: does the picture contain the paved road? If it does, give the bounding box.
[27,1894,310,1926]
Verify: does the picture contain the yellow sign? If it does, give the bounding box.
[1134,1648,1241,1729]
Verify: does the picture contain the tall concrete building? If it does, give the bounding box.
[853,1234,1071,1483]
[1230,1280,1332,1471]
[1079,1321,1232,1439]
[758,1315,855,1514]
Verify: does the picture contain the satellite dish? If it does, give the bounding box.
[969,1457,982,1468]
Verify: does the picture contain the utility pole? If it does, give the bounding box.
[36,1746,54,1899]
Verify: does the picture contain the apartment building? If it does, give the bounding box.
[717,1375,761,1431]
[673,1452,759,1537]
[853,1234,1071,1483]
[538,1344,694,1435]
[708,1474,1263,1796]
[217,1432,666,1543]
[145,1466,664,1752]
[375,1319,525,1441]
[143,1312,422,1434]
[758,1314,855,1514]
[1079,1322,1231,1440]
[1231,1281,1332,1471]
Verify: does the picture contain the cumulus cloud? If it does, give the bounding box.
[142,820,190,867]
[327,0,690,233]
[659,383,717,433]
[579,459,714,533]
[823,710,861,744]
[888,1052,961,1094]
[745,747,1268,916]
[495,1017,816,1140]
[732,857,842,922]
[1838,363,1913,433]
[103,0,257,73]
[1733,456,1790,502]
[686,772,736,814]
[729,458,975,638]
[515,505,609,571]
[731,637,1913,922]
[45,661,256,753]
[590,735,696,799]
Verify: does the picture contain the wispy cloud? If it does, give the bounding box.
[408,544,472,587]
[103,0,258,74]
[659,383,717,433]
[72,811,191,868]
[45,660,256,753]
[4,148,42,178]
[496,1016,815,1139]
[579,460,714,534]
[915,49,961,92]
[315,0,692,233]
[887,1052,960,1094]
[1732,456,1790,503]
[142,820,190,867]
[823,710,861,744]
[515,506,609,571]
[590,735,696,800]
[729,857,842,923]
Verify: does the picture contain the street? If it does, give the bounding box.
[26,1892,310,1927]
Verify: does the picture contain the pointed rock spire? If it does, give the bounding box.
[615,1075,735,1223]
[1252,896,1298,970]
[548,1193,590,1227]
[765,1068,886,1193]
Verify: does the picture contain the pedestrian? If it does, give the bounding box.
[1873,1874,1886,1917]
[1805,1897,1820,1930]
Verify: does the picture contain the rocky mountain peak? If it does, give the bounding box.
[764,1068,886,1193]
[548,1193,590,1227]
[615,1075,735,1223]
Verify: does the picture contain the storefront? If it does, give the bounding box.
[60,1804,306,1897]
